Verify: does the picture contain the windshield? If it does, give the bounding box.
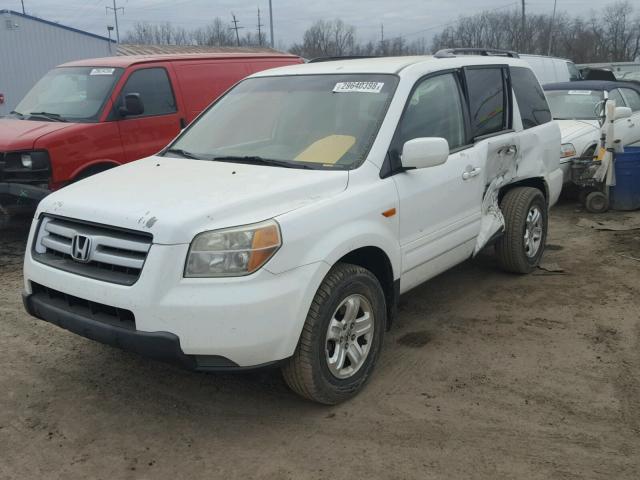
[13,66,123,122]
[545,89,604,120]
[165,74,398,169]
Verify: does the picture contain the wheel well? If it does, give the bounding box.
[499,177,548,204]
[73,162,118,182]
[338,246,398,329]
[582,144,597,157]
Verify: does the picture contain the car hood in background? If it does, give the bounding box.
[556,119,599,143]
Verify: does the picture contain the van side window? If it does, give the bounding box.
[620,88,640,112]
[510,66,552,129]
[120,68,176,117]
[391,73,466,157]
[464,67,507,138]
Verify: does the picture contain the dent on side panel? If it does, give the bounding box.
[474,139,518,255]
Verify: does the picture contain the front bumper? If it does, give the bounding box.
[23,225,330,367]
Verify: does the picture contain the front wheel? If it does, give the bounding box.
[496,187,547,274]
[282,263,386,404]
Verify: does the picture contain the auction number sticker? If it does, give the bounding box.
[568,90,592,95]
[333,82,384,93]
[90,68,116,76]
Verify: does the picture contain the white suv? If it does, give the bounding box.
[23,49,563,404]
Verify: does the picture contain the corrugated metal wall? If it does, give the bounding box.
[0,11,113,116]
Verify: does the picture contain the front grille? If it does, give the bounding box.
[31,282,135,330]
[0,151,51,185]
[33,215,152,286]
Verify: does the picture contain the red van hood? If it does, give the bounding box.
[0,118,76,151]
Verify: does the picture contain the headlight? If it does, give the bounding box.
[560,143,577,158]
[184,220,281,277]
[21,153,33,168]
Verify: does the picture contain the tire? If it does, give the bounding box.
[585,191,609,213]
[578,187,598,206]
[495,187,547,274]
[282,263,386,405]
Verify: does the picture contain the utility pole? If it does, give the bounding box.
[105,0,123,43]
[520,0,526,51]
[107,26,114,53]
[547,0,557,56]
[20,0,25,14]
[380,23,384,53]
[230,13,243,47]
[268,0,274,48]
[257,8,264,46]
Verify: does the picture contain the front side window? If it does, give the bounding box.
[464,67,507,138]
[545,89,605,120]
[13,66,123,122]
[165,74,398,170]
[390,73,466,158]
[608,89,626,108]
[119,68,176,117]
[620,88,640,111]
[510,67,552,129]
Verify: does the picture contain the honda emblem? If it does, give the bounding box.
[71,234,92,263]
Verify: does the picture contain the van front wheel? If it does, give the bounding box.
[282,263,386,405]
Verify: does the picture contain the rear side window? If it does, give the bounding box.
[464,67,507,138]
[621,88,640,111]
[120,67,176,117]
[510,67,552,129]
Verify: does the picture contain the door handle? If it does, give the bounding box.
[462,167,482,180]
[498,145,518,156]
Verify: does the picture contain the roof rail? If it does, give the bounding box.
[308,55,379,63]
[434,48,519,59]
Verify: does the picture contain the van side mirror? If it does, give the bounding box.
[401,137,450,170]
[119,93,144,117]
[614,106,632,120]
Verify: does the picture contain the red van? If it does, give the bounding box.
[0,53,302,204]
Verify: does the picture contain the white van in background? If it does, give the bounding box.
[520,54,582,85]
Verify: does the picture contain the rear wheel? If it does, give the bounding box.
[585,191,609,213]
[496,187,547,274]
[282,263,386,404]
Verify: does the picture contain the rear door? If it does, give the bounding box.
[619,87,640,145]
[114,65,183,162]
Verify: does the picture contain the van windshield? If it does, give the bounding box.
[545,89,604,120]
[166,74,398,170]
[13,66,123,122]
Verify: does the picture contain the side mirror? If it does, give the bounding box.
[119,93,144,117]
[401,137,450,170]
[614,106,632,120]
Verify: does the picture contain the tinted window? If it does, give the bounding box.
[608,89,626,107]
[621,88,640,111]
[465,68,506,137]
[510,67,551,129]
[390,73,466,158]
[120,68,176,117]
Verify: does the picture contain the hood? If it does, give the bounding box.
[0,118,76,151]
[37,156,349,244]
[555,119,599,143]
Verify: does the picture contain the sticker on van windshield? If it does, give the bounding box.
[90,68,115,76]
[333,82,384,93]
[568,90,592,95]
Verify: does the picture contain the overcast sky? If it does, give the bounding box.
[5,0,611,47]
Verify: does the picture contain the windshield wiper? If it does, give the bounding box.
[10,110,25,118]
[212,155,314,169]
[28,111,68,122]
[164,148,202,160]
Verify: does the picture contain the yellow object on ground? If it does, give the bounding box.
[295,135,356,164]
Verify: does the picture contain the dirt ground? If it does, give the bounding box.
[1,199,639,480]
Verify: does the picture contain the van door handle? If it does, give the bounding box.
[462,167,482,180]
[498,145,518,156]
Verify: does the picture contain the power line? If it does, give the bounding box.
[105,0,123,43]
[230,13,243,46]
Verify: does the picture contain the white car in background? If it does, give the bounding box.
[544,81,640,181]
[520,54,582,84]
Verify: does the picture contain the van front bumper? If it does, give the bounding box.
[23,238,330,368]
